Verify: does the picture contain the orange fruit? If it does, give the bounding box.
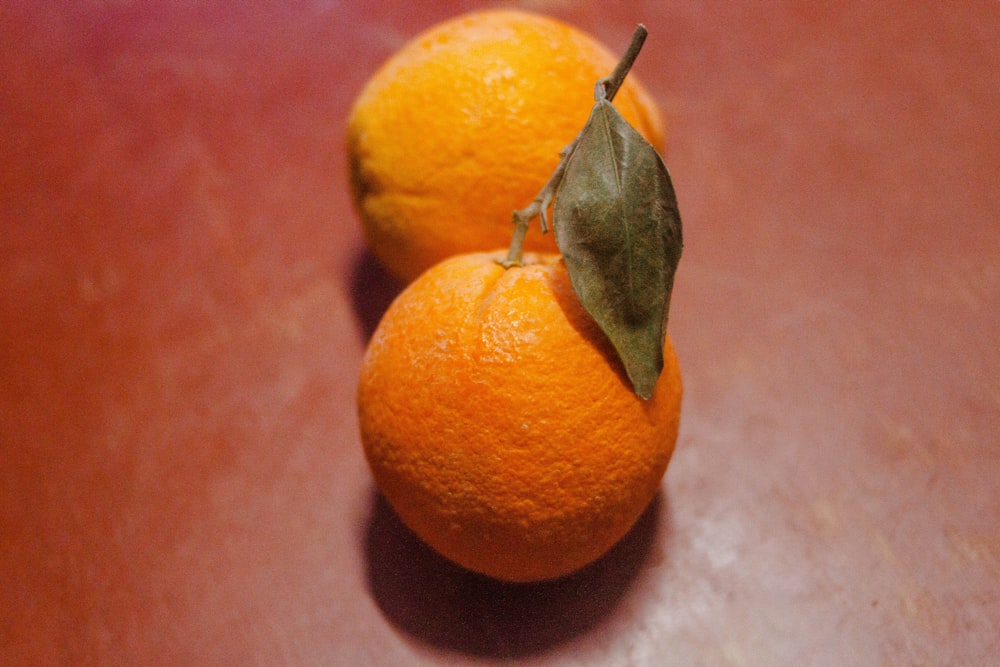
[347,9,665,282]
[357,252,682,582]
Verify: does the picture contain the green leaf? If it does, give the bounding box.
[553,99,683,400]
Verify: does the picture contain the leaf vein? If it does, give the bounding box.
[598,102,637,317]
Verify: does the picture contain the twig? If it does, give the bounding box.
[501,24,649,267]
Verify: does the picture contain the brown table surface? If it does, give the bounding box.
[3,2,998,664]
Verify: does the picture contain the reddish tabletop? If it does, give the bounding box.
[2,2,998,664]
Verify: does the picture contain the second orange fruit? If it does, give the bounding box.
[347,10,665,282]
[357,252,682,582]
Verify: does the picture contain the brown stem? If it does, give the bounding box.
[500,23,649,268]
[597,23,647,102]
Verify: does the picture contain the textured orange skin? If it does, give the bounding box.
[347,9,666,282]
[357,252,682,582]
